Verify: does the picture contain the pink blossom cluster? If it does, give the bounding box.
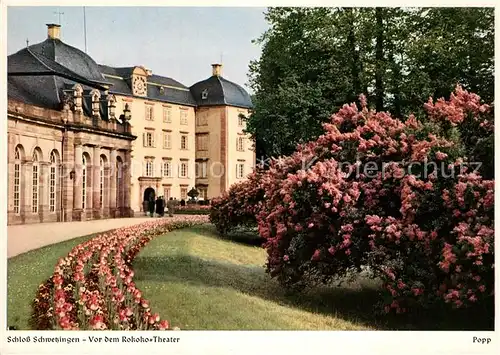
[38,215,208,330]
[424,85,491,126]
[210,169,266,235]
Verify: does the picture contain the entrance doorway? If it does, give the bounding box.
[143,187,155,213]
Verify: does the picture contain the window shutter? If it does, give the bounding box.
[143,133,146,147]
[152,133,156,148]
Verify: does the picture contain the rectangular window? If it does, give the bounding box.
[238,115,245,127]
[180,162,188,178]
[181,187,188,200]
[237,163,245,179]
[199,187,208,200]
[180,135,188,150]
[163,107,172,123]
[180,110,188,125]
[146,105,154,120]
[163,132,171,149]
[143,132,155,147]
[162,160,172,177]
[164,187,171,200]
[145,159,154,177]
[196,161,207,178]
[197,135,208,151]
[14,163,20,214]
[237,137,245,151]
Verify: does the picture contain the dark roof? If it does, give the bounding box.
[8,75,61,109]
[190,75,252,109]
[149,74,188,89]
[99,65,135,78]
[147,83,197,106]
[99,64,197,106]
[8,48,106,90]
[8,47,110,111]
[8,34,251,112]
[26,38,110,85]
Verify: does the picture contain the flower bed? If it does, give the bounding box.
[32,215,209,330]
[175,205,211,215]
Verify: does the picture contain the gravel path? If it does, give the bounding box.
[7,217,158,258]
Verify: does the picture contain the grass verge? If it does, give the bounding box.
[7,233,98,330]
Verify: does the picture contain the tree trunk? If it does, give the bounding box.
[375,8,385,111]
[347,8,361,103]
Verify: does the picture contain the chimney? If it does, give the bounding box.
[212,63,222,77]
[47,24,61,40]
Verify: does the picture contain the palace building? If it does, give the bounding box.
[7,23,255,224]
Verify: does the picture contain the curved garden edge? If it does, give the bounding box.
[31,215,209,331]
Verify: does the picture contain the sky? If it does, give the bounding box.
[7,6,269,91]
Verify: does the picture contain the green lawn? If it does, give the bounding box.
[133,224,379,330]
[7,233,98,330]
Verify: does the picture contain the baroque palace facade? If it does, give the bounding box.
[7,24,255,225]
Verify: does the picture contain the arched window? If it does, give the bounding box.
[100,157,104,208]
[13,146,21,214]
[49,151,57,212]
[82,155,87,209]
[32,150,39,213]
[116,159,123,208]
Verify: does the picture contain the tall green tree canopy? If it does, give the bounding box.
[247,7,494,158]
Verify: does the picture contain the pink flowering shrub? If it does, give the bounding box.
[32,215,208,330]
[212,86,494,313]
[209,168,266,235]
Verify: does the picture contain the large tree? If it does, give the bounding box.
[247,7,494,159]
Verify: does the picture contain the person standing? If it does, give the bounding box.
[148,195,155,217]
[160,197,165,217]
[167,197,175,217]
[155,196,162,217]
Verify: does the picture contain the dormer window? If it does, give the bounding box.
[201,89,208,100]
[107,94,116,120]
[90,89,101,118]
[73,84,83,112]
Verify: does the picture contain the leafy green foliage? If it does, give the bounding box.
[247,7,494,158]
